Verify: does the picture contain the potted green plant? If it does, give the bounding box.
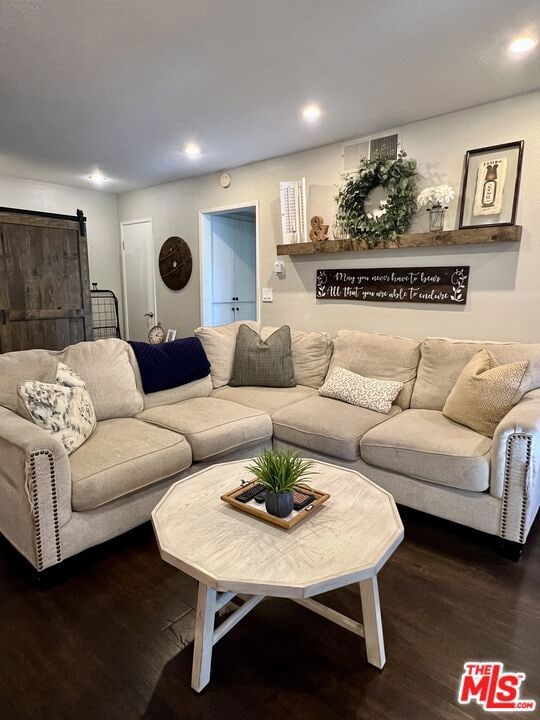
[245,450,315,518]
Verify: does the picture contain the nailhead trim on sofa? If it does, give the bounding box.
[501,434,532,544]
[28,450,62,570]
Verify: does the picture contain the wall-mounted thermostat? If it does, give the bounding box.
[274,260,286,276]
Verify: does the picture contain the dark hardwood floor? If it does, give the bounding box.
[0,510,538,720]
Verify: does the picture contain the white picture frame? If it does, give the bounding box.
[165,329,177,342]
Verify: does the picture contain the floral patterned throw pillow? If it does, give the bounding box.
[319,366,403,414]
[18,362,96,454]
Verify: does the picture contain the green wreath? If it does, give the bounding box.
[336,151,418,246]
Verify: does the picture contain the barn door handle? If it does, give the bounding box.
[144,312,154,318]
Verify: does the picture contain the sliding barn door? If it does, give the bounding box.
[0,209,92,352]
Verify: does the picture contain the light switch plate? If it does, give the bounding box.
[262,287,273,302]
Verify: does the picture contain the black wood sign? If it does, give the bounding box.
[316,266,469,305]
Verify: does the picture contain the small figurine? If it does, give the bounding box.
[309,215,329,244]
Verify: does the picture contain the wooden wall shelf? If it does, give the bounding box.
[276,225,522,256]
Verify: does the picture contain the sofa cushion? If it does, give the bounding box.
[138,397,272,461]
[443,349,529,437]
[261,327,333,388]
[145,377,213,410]
[211,384,317,415]
[230,325,295,387]
[330,330,421,409]
[62,339,143,420]
[195,321,260,388]
[360,409,492,492]
[70,418,191,511]
[0,348,59,414]
[411,337,540,411]
[272,395,401,461]
[129,337,210,394]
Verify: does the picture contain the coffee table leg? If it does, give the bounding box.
[359,575,385,669]
[191,583,217,692]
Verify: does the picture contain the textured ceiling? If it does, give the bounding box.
[1,0,539,192]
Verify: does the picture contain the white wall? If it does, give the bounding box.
[0,173,122,316]
[117,90,539,342]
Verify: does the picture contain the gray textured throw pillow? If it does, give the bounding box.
[229,325,295,387]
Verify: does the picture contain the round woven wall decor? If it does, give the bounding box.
[159,236,192,290]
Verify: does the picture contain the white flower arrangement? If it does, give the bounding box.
[366,199,388,220]
[417,184,455,209]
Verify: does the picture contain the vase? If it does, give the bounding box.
[265,490,294,518]
[427,204,447,232]
[331,221,350,241]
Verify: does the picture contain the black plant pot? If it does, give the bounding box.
[265,490,294,518]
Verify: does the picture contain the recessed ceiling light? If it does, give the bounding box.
[88,172,107,185]
[184,142,201,156]
[302,104,321,121]
[508,36,537,55]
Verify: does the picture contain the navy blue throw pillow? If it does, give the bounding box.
[129,337,211,395]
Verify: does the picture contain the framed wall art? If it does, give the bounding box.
[458,141,523,229]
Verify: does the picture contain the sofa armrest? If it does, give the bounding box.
[491,389,540,543]
[0,406,72,570]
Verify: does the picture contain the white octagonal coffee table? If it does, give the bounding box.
[152,459,403,692]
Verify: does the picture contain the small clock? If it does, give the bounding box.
[148,323,165,344]
[219,172,231,188]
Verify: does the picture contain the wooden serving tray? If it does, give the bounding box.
[221,481,330,529]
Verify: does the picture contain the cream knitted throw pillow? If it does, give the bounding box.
[442,348,529,437]
[320,366,403,414]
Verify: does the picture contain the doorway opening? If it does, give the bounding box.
[120,218,157,341]
[199,202,259,327]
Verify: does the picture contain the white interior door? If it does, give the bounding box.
[120,219,156,341]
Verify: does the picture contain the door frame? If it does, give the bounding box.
[120,217,157,340]
[198,201,260,327]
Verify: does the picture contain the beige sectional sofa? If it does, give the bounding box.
[205,324,540,558]
[0,337,272,573]
[0,323,539,573]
